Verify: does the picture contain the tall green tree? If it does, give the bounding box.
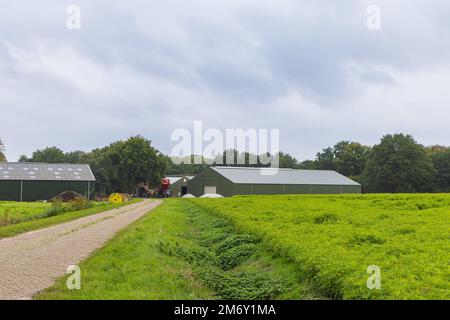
[315,147,336,170]
[333,141,370,181]
[65,150,87,164]
[277,152,300,169]
[166,155,210,175]
[0,138,6,162]
[426,146,450,192]
[18,155,28,162]
[363,134,436,193]
[298,160,316,170]
[314,141,370,181]
[26,147,67,163]
[113,136,168,193]
[80,146,119,195]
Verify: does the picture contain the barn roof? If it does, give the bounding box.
[166,176,196,184]
[211,166,360,186]
[0,163,96,181]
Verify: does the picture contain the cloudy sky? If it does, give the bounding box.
[1,0,450,161]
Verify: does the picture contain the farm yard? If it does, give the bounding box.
[37,194,450,300]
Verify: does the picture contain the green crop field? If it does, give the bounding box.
[0,201,52,226]
[38,194,449,300]
[194,194,450,299]
[0,199,141,238]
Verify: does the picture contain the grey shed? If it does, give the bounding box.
[0,163,96,202]
[187,166,361,197]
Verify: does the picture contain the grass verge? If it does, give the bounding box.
[36,199,316,300]
[0,199,142,239]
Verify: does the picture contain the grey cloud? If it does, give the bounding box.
[1,0,450,161]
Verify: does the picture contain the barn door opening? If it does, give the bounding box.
[204,186,217,194]
[181,186,188,196]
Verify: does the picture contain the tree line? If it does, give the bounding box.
[17,136,168,195]
[1,133,449,194]
[166,134,450,193]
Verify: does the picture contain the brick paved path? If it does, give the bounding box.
[0,199,161,300]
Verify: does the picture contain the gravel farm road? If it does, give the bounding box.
[0,199,161,300]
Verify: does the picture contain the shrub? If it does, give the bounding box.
[44,200,66,217]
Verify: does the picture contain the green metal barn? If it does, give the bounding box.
[0,163,96,202]
[187,166,361,197]
[167,176,195,196]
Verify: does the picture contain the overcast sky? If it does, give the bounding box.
[1,0,450,162]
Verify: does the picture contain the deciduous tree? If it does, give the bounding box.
[363,134,436,192]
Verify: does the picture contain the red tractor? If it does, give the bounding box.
[156,178,171,198]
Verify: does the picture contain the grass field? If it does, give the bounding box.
[0,199,142,239]
[194,194,450,299]
[0,201,50,226]
[37,200,314,300]
[37,194,449,300]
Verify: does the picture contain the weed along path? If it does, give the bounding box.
[0,199,161,300]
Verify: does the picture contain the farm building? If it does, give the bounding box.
[187,166,361,197]
[0,163,96,202]
[167,176,195,196]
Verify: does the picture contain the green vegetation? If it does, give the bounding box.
[38,195,449,300]
[0,201,50,226]
[36,200,214,299]
[37,195,450,299]
[19,136,168,194]
[363,134,436,192]
[37,200,314,300]
[0,199,101,227]
[194,194,450,299]
[0,199,141,239]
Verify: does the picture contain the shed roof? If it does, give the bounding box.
[211,166,360,186]
[0,163,96,181]
[167,176,195,185]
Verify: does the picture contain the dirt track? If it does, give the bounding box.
[0,199,161,300]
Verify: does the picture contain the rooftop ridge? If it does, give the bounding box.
[1,162,89,166]
[213,166,337,172]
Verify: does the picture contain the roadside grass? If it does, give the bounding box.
[36,200,215,300]
[36,200,315,300]
[193,194,450,300]
[0,199,142,239]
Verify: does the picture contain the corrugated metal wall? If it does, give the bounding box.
[188,168,362,197]
[188,167,235,197]
[169,179,189,195]
[235,183,361,195]
[0,180,94,202]
[0,181,21,201]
